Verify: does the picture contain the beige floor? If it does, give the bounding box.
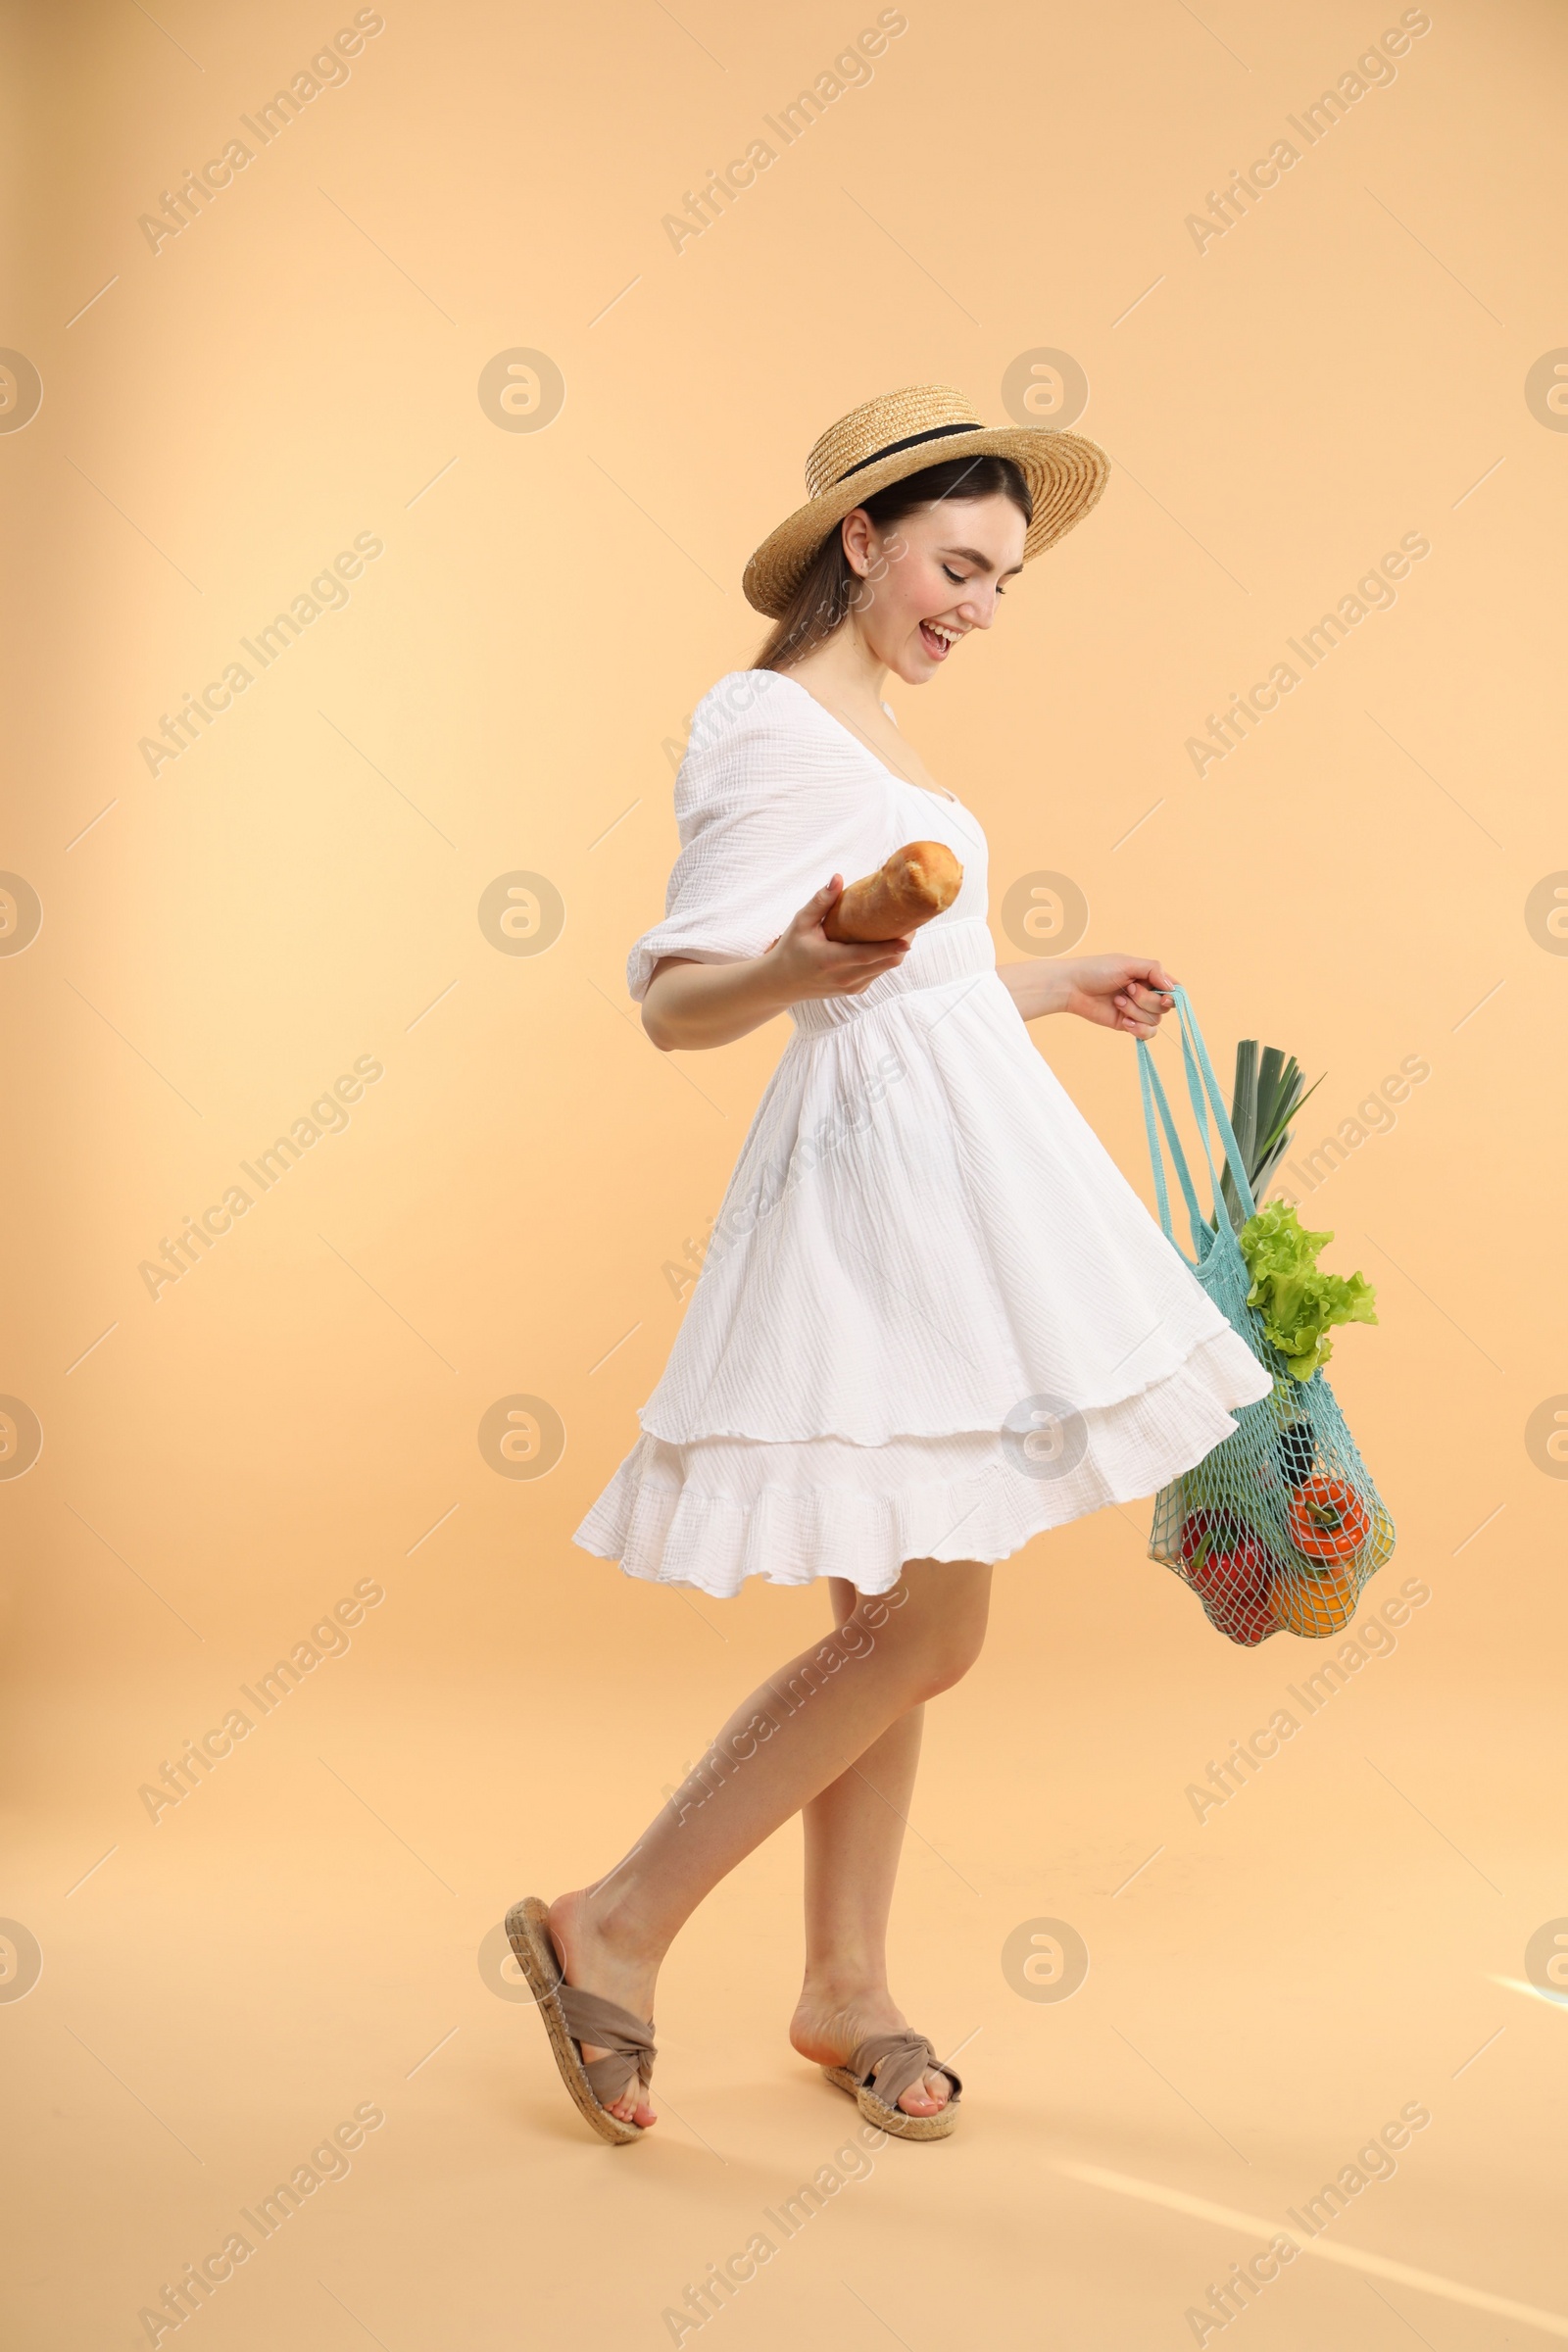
[10,1507,1561,2352]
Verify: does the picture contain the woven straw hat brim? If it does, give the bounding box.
[743,424,1110,618]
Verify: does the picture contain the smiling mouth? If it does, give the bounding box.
[920,619,961,661]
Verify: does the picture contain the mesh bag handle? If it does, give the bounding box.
[1137,986,1257,1257]
[1137,1042,1206,1261]
[1173,985,1258,1227]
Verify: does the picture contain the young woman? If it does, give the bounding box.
[509,386,1272,2144]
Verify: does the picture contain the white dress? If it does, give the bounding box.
[573,668,1271,1598]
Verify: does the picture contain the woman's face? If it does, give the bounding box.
[841,492,1028,684]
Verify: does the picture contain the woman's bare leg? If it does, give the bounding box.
[788,1576,956,2117]
[546,1557,992,2126]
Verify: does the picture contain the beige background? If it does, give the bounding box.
[4,0,1566,2344]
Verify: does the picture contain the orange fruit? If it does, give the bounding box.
[1273,1558,1359,1637]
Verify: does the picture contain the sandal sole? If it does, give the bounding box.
[821,2063,959,2140]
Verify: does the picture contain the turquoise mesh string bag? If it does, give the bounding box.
[1136,988,1396,1647]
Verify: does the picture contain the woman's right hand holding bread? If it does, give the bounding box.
[764,877,913,1002]
[641,879,911,1053]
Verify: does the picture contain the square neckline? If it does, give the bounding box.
[766,669,959,806]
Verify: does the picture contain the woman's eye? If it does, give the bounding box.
[941,564,964,584]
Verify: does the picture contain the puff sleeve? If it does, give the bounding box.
[626,670,894,1002]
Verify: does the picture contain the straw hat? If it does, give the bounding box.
[743,383,1110,618]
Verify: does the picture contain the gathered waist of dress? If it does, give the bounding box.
[789,915,997,1035]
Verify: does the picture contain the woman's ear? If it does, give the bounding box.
[840,507,875,579]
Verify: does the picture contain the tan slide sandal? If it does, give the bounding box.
[506,1896,656,2147]
[822,2029,962,2141]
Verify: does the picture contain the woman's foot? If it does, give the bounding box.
[790,1985,954,2118]
[546,1889,662,2128]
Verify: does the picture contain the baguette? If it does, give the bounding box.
[821,840,963,943]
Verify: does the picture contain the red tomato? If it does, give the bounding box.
[1285,1476,1371,1563]
[1179,1510,1282,1647]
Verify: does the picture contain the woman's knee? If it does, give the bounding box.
[907,1615,988,1700]
[852,1560,990,1700]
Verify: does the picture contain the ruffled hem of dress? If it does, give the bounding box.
[636,1314,1269,1446]
[572,1329,1269,1597]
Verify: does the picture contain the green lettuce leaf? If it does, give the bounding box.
[1237,1200,1378,1380]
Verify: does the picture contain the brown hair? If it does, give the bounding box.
[752,454,1033,673]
